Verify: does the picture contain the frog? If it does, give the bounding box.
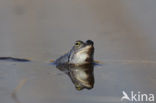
[54,40,94,66]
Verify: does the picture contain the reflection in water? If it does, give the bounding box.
[56,64,94,91]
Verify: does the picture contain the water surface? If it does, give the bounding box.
[0,0,156,103]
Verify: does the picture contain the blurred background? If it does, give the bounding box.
[0,0,156,103]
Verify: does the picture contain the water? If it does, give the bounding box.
[0,0,156,103]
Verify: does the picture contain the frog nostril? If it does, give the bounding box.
[86,40,94,45]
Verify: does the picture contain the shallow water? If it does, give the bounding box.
[0,57,156,103]
[0,0,156,103]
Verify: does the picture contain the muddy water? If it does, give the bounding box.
[0,0,156,103]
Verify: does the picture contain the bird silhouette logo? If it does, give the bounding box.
[121,91,131,101]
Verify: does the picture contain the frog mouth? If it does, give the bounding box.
[76,45,92,55]
[76,40,93,54]
[71,45,93,65]
[77,40,94,57]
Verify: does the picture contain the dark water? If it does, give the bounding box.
[0,0,156,103]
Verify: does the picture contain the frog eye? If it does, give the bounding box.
[75,41,81,46]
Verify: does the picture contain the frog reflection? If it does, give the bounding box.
[56,64,94,90]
